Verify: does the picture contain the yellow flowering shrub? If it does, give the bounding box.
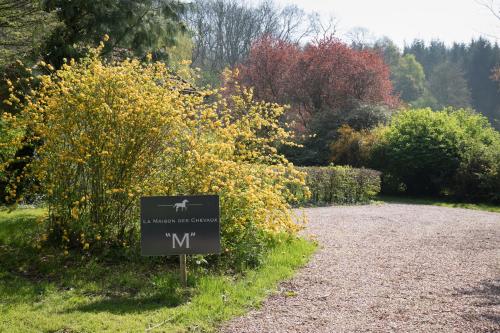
[3,49,305,265]
[0,115,23,180]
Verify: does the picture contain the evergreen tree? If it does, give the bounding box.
[465,38,500,129]
[425,40,447,74]
[428,61,471,109]
[449,42,468,66]
[404,40,426,70]
[41,0,186,67]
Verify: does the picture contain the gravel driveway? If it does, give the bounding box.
[221,203,500,332]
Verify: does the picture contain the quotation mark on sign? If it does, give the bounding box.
[166,232,196,249]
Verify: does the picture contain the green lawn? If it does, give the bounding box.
[376,195,500,213]
[0,209,316,333]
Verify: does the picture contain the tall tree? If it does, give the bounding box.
[404,40,447,76]
[404,40,426,69]
[477,1,500,121]
[373,37,401,69]
[239,37,397,130]
[391,54,426,102]
[41,0,186,67]
[404,38,500,129]
[237,36,397,164]
[428,61,471,109]
[465,38,500,129]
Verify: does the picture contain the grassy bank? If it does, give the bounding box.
[0,209,316,333]
[376,196,500,213]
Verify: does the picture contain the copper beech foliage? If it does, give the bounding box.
[2,44,307,254]
[236,36,398,132]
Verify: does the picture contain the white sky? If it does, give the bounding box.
[269,0,500,47]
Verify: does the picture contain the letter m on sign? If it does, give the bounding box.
[172,233,190,249]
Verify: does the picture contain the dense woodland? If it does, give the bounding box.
[404,39,499,126]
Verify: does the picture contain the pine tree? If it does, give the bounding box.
[465,38,500,129]
[428,61,471,109]
[41,0,186,67]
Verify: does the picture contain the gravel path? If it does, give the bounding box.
[221,203,500,332]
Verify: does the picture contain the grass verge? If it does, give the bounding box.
[0,209,316,333]
[376,195,500,213]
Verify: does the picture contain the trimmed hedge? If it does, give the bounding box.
[291,166,381,205]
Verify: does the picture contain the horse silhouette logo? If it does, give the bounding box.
[174,199,189,212]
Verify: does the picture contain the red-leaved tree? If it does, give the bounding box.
[235,36,398,165]
[238,36,397,131]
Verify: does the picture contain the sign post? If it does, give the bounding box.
[141,195,221,286]
[179,254,187,287]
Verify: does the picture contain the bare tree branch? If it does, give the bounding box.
[477,0,500,21]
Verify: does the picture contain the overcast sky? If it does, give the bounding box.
[268,0,500,47]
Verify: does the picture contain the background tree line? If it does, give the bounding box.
[371,37,500,130]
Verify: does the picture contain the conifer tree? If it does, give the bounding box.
[41,0,186,67]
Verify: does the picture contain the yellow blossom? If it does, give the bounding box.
[70,207,79,219]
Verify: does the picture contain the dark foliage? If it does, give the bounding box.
[41,0,186,67]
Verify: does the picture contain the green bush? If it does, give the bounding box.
[451,111,500,202]
[371,108,500,202]
[292,166,381,205]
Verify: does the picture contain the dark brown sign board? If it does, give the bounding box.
[141,195,221,256]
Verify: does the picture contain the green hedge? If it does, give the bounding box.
[292,166,381,205]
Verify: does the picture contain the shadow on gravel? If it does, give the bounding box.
[455,279,500,326]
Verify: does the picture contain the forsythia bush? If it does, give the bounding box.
[291,166,381,205]
[0,116,23,181]
[2,48,305,266]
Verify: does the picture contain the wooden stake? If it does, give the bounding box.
[179,254,187,287]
